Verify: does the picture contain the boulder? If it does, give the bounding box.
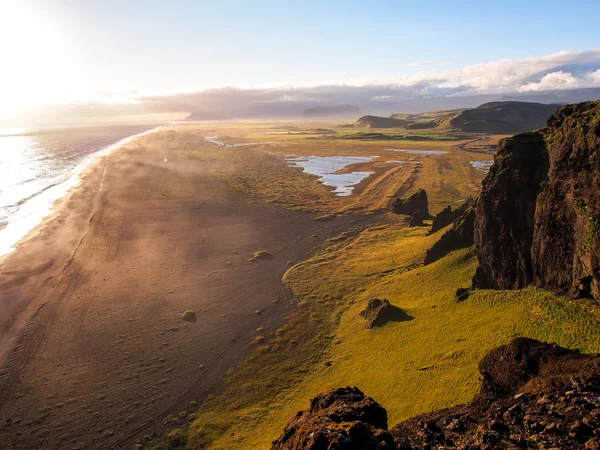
[391,189,430,223]
[271,387,395,450]
[359,299,413,329]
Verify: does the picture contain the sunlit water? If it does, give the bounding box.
[0,124,162,257]
[387,160,421,164]
[386,149,448,155]
[470,160,494,173]
[285,156,374,196]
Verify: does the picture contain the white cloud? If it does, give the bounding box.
[518,71,580,92]
[13,49,600,124]
[408,61,446,67]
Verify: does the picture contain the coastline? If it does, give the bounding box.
[0,125,166,262]
[0,125,370,449]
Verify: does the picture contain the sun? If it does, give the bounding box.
[0,2,76,116]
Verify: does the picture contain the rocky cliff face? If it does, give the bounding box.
[273,339,600,450]
[424,203,476,265]
[531,103,600,300]
[391,189,430,225]
[473,101,599,301]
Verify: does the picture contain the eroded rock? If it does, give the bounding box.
[392,189,430,224]
[359,299,413,329]
[271,387,395,450]
[424,205,476,265]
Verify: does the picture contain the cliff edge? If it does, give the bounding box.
[473,101,600,301]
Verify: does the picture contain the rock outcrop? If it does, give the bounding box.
[392,338,600,449]
[271,387,395,450]
[274,338,600,449]
[424,205,476,265]
[392,189,430,224]
[359,299,413,329]
[428,197,475,235]
[531,103,600,300]
[472,101,600,301]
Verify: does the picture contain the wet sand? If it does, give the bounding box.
[0,127,371,449]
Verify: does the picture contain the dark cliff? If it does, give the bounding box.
[473,101,600,301]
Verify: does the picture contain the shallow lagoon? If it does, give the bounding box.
[387,160,421,164]
[285,156,374,196]
[386,149,448,155]
[470,160,494,173]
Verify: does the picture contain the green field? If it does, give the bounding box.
[157,121,600,449]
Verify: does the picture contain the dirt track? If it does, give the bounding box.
[0,127,371,449]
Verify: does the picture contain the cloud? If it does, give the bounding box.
[408,61,446,67]
[518,71,580,92]
[16,49,600,124]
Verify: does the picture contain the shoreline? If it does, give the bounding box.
[0,125,370,449]
[0,125,166,263]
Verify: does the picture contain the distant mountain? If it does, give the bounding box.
[445,101,560,134]
[353,115,409,128]
[499,88,600,105]
[302,104,361,118]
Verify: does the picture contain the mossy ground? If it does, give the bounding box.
[160,121,600,449]
[181,224,600,449]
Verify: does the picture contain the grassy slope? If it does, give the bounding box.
[160,121,600,449]
[183,224,600,449]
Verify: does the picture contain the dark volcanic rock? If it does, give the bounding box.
[275,339,600,449]
[531,102,600,300]
[359,299,413,329]
[392,338,600,449]
[424,205,476,265]
[408,213,424,227]
[392,189,430,223]
[472,132,549,289]
[271,387,395,450]
[429,196,475,235]
[472,101,600,300]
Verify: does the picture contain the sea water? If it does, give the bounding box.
[0,124,162,256]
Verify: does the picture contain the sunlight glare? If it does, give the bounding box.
[0,2,76,115]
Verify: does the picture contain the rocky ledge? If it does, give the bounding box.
[272,338,600,449]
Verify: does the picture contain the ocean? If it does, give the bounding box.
[0,123,161,257]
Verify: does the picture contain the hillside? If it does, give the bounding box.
[353,115,409,128]
[446,101,560,134]
[269,100,600,449]
[354,101,561,134]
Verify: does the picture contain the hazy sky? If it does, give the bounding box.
[1,0,600,122]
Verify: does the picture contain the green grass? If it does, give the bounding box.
[158,120,599,449]
[183,222,600,449]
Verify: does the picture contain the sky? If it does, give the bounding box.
[1,0,600,124]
